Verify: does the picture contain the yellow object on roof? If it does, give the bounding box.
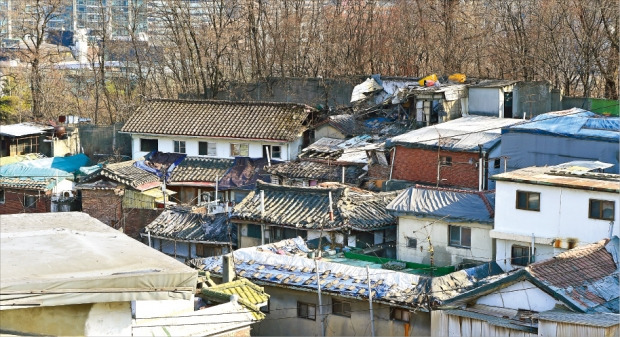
[0,153,43,166]
[201,278,269,320]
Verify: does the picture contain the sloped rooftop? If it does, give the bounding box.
[144,208,235,244]
[264,160,366,185]
[231,181,399,231]
[121,99,313,142]
[0,122,53,137]
[169,157,234,185]
[82,160,160,191]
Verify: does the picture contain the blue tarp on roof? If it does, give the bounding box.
[386,185,495,224]
[17,154,91,173]
[0,154,89,180]
[502,108,619,142]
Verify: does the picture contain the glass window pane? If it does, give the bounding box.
[308,304,316,319]
[528,193,540,210]
[461,227,471,247]
[590,200,601,218]
[449,226,460,245]
[199,142,208,155]
[240,144,249,156]
[602,201,615,220]
[208,142,217,156]
[517,191,527,209]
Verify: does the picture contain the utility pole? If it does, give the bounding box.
[315,259,324,337]
[366,266,376,337]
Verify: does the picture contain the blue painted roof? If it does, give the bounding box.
[502,108,619,142]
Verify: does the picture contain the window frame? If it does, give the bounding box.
[440,156,452,166]
[516,190,540,211]
[271,145,282,159]
[0,189,4,204]
[390,307,410,323]
[407,237,417,249]
[297,301,316,320]
[231,143,249,157]
[246,224,262,239]
[24,194,37,209]
[332,298,351,317]
[173,140,186,154]
[511,245,532,266]
[140,138,158,152]
[589,199,615,221]
[448,225,471,248]
[199,141,217,156]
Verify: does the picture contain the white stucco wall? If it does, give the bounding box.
[397,216,494,266]
[130,135,295,161]
[476,280,561,312]
[84,302,133,336]
[493,181,619,245]
[133,298,195,319]
[314,125,346,140]
[468,88,502,117]
[495,238,559,271]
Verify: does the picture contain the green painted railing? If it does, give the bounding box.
[343,251,456,277]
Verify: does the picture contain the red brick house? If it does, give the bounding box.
[0,177,76,214]
[387,116,522,190]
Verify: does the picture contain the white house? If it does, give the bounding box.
[386,185,495,267]
[121,99,315,161]
[467,80,518,118]
[490,162,619,271]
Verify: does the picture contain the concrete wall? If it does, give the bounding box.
[512,81,554,118]
[392,146,482,189]
[252,285,431,337]
[397,216,494,266]
[494,181,620,244]
[52,127,81,157]
[468,88,502,117]
[131,135,296,161]
[0,302,132,336]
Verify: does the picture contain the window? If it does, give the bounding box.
[516,191,540,211]
[391,308,410,322]
[231,143,249,157]
[449,225,471,248]
[0,189,4,204]
[246,224,262,239]
[140,138,158,152]
[407,237,417,249]
[173,140,186,153]
[494,158,501,169]
[24,195,37,209]
[271,146,282,159]
[589,199,615,220]
[512,245,532,266]
[440,156,452,166]
[332,299,351,317]
[199,141,217,156]
[297,302,316,320]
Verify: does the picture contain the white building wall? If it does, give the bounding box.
[468,88,502,116]
[494,181,619,244]
[314,125,345,140]
[475,280,560,312]
[495,238,558,272]
[131,135,294,161]
[397,216,494,266]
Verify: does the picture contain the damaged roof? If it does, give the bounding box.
[386,185,495,224]
[189,238,504,311]
[218,157,276,191]
[264,160,366,185]
[0,177,57,191]
[121,99,314,142]
[299,136,371,164]
[314,114,360,137]
[0,122,53,137]
[82,160,160,191]
[388,116,523,152]
[169,157,234,186]
[144,208,235,244]
[230,181,399,231]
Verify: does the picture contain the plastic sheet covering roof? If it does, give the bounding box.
[0,212,197,310]
[0,164,73,180]
[144,208,235,244]
[189,238,504,310]
[0,123,53,137]
[264,161,366,185]
[351,76,383,103]
[388,116,522,152]
[14,153,90,173]
[218,157,276,191]
[0,153,44,167]
[502,108,619,142]
[386,185,495,224]
[231,181,399,231]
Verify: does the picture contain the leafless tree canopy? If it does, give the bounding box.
[1,0,618,123]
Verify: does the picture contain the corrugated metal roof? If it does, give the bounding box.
[145,209,234,244]
[503,108,619,142]
[491,165,620,193]
[120,99,313,142]
[538,310,620,328]
[231,181,398,231]
[386,185,495,223]
[0,123,53,137]
[388,116,522,152]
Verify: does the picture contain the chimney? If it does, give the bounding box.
[222,254,235,283]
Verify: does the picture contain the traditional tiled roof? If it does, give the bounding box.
[121,99,313,141]
[0,177,56,191]
[264,161,365,185]
[231,181,399,231]
[190,238,504,311]
[75,179,120,190]
[83,160,160,191]
[387,185,495,224]
[144,208,235,244]
[538,310,620,328]
[201,278,269,319]
[169,157,234,185]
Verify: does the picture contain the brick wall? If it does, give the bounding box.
[0,188,51,214]
[81,189,123,228]
[392,146,481,189]
[121,208,162,239]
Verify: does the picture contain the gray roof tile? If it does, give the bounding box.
[169,157,234,184]
[145,208,235,243]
